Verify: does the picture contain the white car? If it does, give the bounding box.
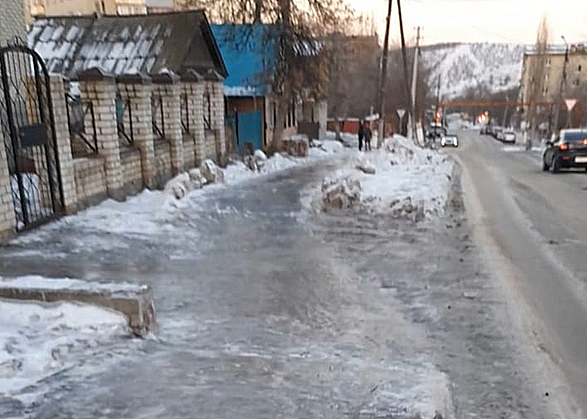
[502,131,516,143]
[440,134,458,147]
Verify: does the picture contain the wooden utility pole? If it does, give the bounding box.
[397,0,417,142]
[376,0,393,148]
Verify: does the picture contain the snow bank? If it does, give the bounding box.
[0,275,147,296]
[0,299,127,399]
[305,135,454,219]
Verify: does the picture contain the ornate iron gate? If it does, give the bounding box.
[0,45,63,230]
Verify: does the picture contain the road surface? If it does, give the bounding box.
[448,130,587,418]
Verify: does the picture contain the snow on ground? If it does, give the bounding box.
[303,135,454,219]
[0,275,147,295]
[0,299,128,401]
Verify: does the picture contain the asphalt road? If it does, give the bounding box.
[449,130,587,418]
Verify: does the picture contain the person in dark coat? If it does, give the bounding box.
[364,121,372,151]
[358,120,365,151]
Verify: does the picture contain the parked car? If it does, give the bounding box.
[542,129,587,172]
[493,126,504,140]
[479,125,488,135]
[502,131,516,143]
[440,134,458,147]
[485,125,495,136]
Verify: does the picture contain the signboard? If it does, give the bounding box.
[565,99,578,111]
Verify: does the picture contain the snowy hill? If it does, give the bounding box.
[421,43,525,100]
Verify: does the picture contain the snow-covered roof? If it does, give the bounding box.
[28,11,227,79]
[524,43,587,55]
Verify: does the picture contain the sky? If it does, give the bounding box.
[348,0,587,45]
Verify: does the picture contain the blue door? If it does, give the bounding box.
[237,111,263,154]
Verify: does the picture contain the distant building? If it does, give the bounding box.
[28,0,147,20]
[520,44,587,105]
[0,0,27,45]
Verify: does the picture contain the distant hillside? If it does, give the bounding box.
[421,43,525,100]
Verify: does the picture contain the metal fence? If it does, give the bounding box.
[65,93,98,156]
[116,93,134,145]
[152,93,165,141]
[180,92,189,135]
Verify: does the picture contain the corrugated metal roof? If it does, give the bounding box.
[211,24,277,97]
[28,11,227,79]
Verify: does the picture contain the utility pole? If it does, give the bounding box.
[502,95,509,127]
[409,26,421,144]
[397,0,417,143]
[376,0,393,148]
[553,36,569,135]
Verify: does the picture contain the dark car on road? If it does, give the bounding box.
[542,129,587,173]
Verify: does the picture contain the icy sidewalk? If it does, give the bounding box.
[303,135,454,220]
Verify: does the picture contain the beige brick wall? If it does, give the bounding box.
[120,146,143,195]
[0,0,27,46]
[73,157,108,208]
[154,140,172,187]
[182,136,195,169]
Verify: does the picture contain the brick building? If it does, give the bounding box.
[0,11,228,238]
[0,0,27,46]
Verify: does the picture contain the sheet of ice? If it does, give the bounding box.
[0,299,127,399]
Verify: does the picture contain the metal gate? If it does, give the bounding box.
[0,45,63,230]
[237,110,263,155]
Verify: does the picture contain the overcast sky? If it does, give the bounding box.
[348,0,587,45]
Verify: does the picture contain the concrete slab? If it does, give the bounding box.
[0,276,156,336]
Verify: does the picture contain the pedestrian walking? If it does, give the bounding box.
[358,120,365,151]
[364,121,372,151]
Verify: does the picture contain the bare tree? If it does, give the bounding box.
[178,0,351,150]
[525,14,550,139]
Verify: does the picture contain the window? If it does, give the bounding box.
[574,79,580,86]
[542,86,548,96]
[546,58,551,66]
[203,90,212,130]
[579,65,582,72]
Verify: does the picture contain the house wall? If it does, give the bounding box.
[29,0,146,17]
[0,0,27,46]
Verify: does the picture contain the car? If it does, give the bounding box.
[542,129,587,173]
[493,126,504,140]
[479,125,488,135]
[502,131,516,143]
[440,134,458,147]
[485,125,495,136]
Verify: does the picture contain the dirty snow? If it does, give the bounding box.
[0,299,128,400]
[304,135,454,218]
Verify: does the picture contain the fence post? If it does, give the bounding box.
[206,70,226,164]
[79,68,124,201]
[49,75,78,213]
[153,71,183,175]
[117,73,157,189]
[181,70,206,166]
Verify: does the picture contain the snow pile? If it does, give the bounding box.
[0,299,128,399]
[306,135,454,219]
[321,175,361,210]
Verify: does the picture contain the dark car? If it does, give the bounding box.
[542,129,587,172]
